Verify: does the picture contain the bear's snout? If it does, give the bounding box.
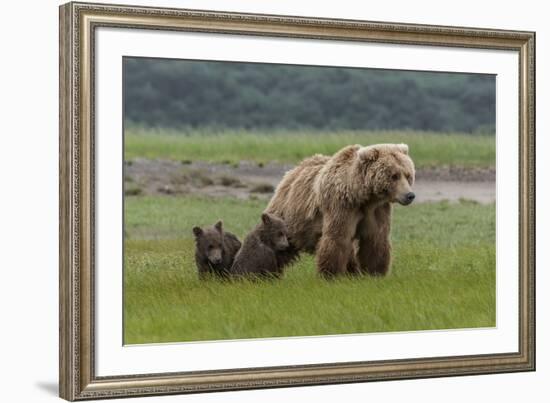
[276,238,289,251]
[399,192,416,206]
[208,249,223,265]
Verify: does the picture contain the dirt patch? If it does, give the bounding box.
[125,158,495,204]
[416,166,495,182]
[413,180,494,204]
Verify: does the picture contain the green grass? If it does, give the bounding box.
[125,127,495,168]
[124,196,495,344]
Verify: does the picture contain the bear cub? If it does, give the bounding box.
[192,220,241,278]
[230,213,296,279]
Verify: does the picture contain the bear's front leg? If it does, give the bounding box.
[316,211,361,278]
[346,240,362,276]
[357,203,392,276]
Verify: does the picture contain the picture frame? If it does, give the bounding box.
[59,2,535,400]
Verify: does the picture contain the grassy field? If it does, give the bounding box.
[125,127,495,168]
[124,196,496,344]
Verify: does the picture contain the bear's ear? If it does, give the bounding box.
[396,143,409,155]
[214,220,223,232]
[192,226,203,237]
[358,146,379,163]
[261,213,272,225]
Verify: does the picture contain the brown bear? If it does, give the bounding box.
[230,213,296,279]
[265,143,415,278]
[192,221,241,279]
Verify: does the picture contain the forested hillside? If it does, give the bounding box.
[124,57,495,133]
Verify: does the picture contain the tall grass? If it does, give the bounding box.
[125,127,495,168]
[124,196,495,344]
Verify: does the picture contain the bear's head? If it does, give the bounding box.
[192,221,225,265]
[258,213,290,251]
[358,143,416,206]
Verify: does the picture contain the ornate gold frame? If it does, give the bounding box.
[59,2,535,400]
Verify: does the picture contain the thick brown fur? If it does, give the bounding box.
[230,213,296,279]
[266,143,415,278]
[192,221,241,279]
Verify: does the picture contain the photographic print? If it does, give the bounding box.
[123,58,496,344]
[60,3,534,399]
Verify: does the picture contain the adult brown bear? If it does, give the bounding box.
[265,143,415,278]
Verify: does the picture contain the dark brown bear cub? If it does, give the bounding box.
[230,213,297,279]
[192,221,241,279]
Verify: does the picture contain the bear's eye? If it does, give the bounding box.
[391,173,400,181]
[208,245,213,250]
[278,232,284,237]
